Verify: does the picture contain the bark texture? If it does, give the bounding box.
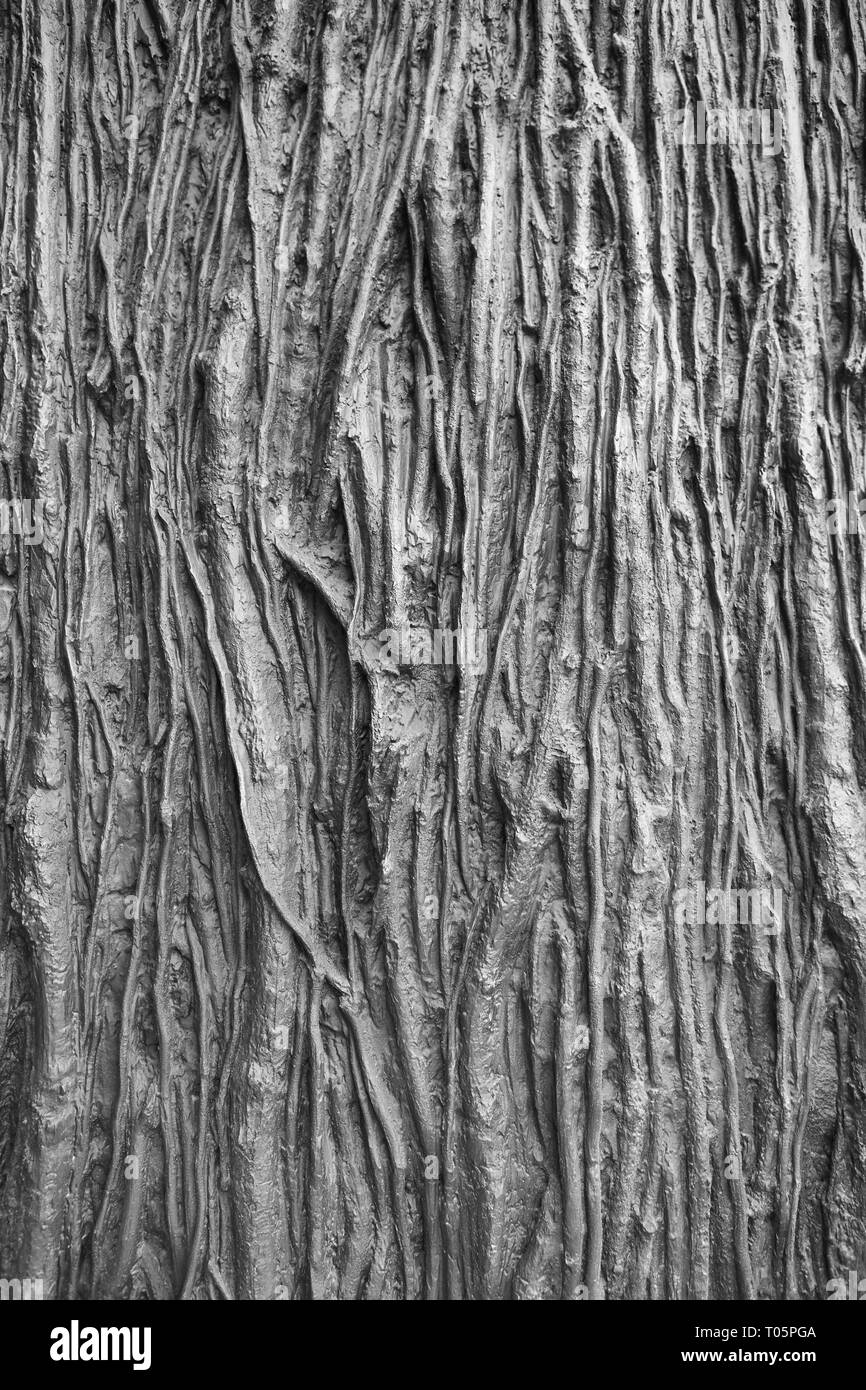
[1,0,866,1301]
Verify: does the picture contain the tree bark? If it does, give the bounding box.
[1,0,865,1301]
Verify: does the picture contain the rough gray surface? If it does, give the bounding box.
[1,0,865,1301]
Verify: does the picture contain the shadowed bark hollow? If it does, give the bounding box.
[1,0,865,1301]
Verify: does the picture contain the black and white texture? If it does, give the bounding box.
[1,0,866,1301]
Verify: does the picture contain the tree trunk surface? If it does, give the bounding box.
[1,0,865,1301]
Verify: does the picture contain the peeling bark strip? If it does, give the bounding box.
[0,0,865,1303]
